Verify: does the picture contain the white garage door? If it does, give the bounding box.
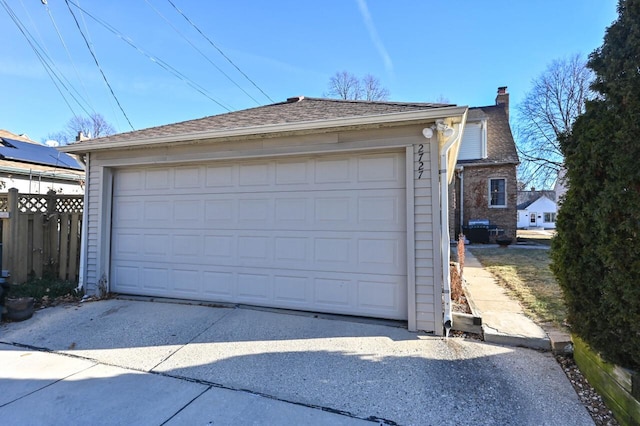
[110,151,408,319]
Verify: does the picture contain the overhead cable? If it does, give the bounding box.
[144,0,261,105]
[41,0,96,114]
[63,0,135,130]
[17,0,94,115]
[67,0,232,112]
[167,0,275,103]
[1,0,83,118]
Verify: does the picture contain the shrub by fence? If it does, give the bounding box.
[0,188,83,284]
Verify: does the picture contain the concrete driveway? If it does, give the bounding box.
[0,299,592,425]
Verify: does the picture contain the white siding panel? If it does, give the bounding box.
[412,142,438,333]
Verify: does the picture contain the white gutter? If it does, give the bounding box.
[436,117,466,335]
[77,153,89,292]
[60,106,469,153]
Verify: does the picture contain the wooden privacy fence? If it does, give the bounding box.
[0,189,83,284]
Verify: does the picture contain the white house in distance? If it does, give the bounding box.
[0,130,85,195]
[517,190,557,229]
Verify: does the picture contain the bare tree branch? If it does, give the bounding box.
[362,74,390,101]
[324,71,389,101]
[516,54,594,188]
[45,113,116,145]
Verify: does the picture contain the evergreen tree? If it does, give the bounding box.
[551,0,640,369]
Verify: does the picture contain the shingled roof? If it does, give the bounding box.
[456,104,519,166]
[71,96,456,147]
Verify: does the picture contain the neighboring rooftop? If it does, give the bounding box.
[0,130,84,171]
[66,96,457,146]
[517,190,557,210]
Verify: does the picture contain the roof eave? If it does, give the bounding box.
[60,106,469,153]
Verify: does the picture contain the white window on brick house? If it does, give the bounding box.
[458,121,487,160]
[489,178,506,207]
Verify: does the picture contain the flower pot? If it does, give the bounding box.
[5,297,35,322]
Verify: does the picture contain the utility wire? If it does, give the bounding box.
[74,0,123,132]
[16,0,93,116]
[63,0,135,130]
[1,0,83,118]
[144,0,261,106]
[67,0,232,112]
[42,0,96,114]
[167,0,275,103]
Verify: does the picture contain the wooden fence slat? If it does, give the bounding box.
[32,213,44,278]
[16,214,29,284]
[68,213,80,282]
[2,216,9,274]
[58,213,70,281]
[48,213,59,277]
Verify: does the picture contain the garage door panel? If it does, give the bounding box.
[357,154,402,182]
[111,151,408,320]
[237,273,270,301]
[143,267,170,291]
[115,190,404,232]
[174,167,201,188]
[273,275,310,304]
[113,229,404,275]
[202,271,234,299]
[116,155,405,197]
[173,199,203,224]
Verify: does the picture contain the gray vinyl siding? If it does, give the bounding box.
[413,141,440,333]
[84,165,101,295]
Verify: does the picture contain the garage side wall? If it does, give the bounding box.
[413,141,442,334]
[84,164,101,296]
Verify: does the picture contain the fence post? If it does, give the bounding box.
[7,188,18,284]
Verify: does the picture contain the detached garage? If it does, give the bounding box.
[62,97,468,334]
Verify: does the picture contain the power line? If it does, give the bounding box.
[166,0,275,103]
[144,0,262,106]
[41,0,96,114]
[67,0,232,112]
[74,0,123,132]
[63,0,135,130]
[1,0,85,118]
[17,0,94,116]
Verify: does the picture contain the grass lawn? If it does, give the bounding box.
[468,247,567,329]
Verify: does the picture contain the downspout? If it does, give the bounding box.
[437,119,465,336]
[459,166,464,236]
[77,153,89,292]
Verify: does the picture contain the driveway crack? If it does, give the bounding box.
[149,307,236,372]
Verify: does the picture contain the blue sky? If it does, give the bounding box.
[1,1,618,143]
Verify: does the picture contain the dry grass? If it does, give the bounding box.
[469,247,567,328]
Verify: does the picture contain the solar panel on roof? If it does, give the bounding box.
[0,137,84,171]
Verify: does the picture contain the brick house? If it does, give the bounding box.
[449,87,519,242]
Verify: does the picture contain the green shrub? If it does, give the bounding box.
[551,0,640,371]
[8,277,81,305]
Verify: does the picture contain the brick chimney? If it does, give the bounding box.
[495,86,509,119]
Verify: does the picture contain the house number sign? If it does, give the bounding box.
[417,144,424,179]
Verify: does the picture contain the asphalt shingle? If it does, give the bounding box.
[73,97,454,146]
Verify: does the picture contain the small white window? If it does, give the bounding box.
[489,178,506,207]
[544,212,556,223]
